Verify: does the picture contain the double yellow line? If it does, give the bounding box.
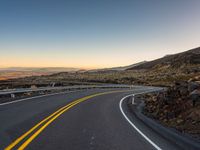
[5,90,124,150]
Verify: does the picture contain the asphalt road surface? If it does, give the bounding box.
[0,87,182,150]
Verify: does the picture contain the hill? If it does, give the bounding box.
[128,47,200,70]
[89,61,147,72]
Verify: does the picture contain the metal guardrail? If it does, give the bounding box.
[0,84,134,96]
[129,87,165,104]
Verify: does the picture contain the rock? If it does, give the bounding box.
[176,119,184,124]
[188,110,200,122]
[179,86,189,97]
[163,119,168,122]
[190,89,200,106]
[194,75,200,81]
[196,81,200,84]
[30,85,37,89]
[188,82,200,92]
[174,81,188,87]
[170,81,189,98]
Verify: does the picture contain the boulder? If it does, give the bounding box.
[190,89,200,106]
[188,82,200,92]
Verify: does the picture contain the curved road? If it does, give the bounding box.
[0,87,181,150]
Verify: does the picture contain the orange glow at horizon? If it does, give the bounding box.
[1,45,200,69]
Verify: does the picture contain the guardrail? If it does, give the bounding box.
[0,84,134,97]
[130,87,165,104]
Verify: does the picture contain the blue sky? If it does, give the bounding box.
[0,0,200,68]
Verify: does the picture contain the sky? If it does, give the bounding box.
[0,0,200,69]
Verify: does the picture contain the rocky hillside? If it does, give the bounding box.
[144,77,200,139]
[128,47,200,70]
[89,61,147,72]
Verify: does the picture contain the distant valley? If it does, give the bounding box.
[0,67,82,80]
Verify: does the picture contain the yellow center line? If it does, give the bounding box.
[5,90,128,150]
[5,97,83,150]
[18,100,82,150]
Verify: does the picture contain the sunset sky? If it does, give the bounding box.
[0,0,200,69]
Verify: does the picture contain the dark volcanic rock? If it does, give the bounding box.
[144,80,200,138]
[188,82,200,92]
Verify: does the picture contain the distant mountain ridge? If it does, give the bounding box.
[0,67,82,72]
[0,67,83,80]
[127,47,200,70]
[89,61,147,72]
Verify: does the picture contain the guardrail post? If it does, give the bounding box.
[132,94,136,105]
[11,94,15,99]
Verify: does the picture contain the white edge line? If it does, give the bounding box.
[0,90,80,106]
[119,92,162,150]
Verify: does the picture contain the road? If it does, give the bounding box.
[0,87,181,150]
